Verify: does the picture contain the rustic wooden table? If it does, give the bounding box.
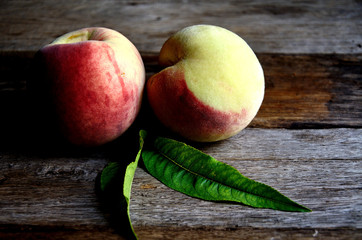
[0,1,361,239]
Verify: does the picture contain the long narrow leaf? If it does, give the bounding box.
[99,130,147,240]
[142,136,311,212]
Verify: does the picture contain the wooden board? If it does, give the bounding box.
[143,53,362,129]
[0,0,362,54]
[0,0,361,239]
[0,129,361,239]
[0,53,361,140]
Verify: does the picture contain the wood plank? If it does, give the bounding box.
[130,159,361,229]
[135,227,362,240]
[0,157,360,238]
[0,225,361,240]
[0,158,361,238]
[0,129,360,233]
[142,53,362,129]
[1,0,361,54]
[0,53,360,149]
[0,225,125,240]
[197,128,362,161]
[254,54,362,128]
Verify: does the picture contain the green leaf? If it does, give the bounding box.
[141,136,311,212]
[99,130,147,240]
[123,130,147,202]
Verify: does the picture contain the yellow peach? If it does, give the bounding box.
[147,25,264,142]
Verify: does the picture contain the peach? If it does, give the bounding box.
[147,25,264,142]
[36,27,145,146]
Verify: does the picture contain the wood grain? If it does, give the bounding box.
[197,128,362,161]
[0,225,126,240]
[1,225,361,240]
[253,54,362,128]
[0,53,360,148]
[130,160,361,229]
[0,1,361,239]
[135,226,362,240]
[0,0,361,54]
[0,129,361,238]
[143,53,362,129]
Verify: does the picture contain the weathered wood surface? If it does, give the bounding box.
[0,0,362,54]
[0,129,361,239]
[144,53,362,129]
[0,0,361,239]
[0,53,361,139]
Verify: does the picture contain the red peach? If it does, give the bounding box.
[37,27,145,146]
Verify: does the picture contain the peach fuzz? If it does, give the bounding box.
[37,27,145,146]
[147,25,264,142]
